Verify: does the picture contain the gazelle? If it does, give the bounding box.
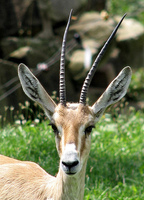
[0,11,132,200]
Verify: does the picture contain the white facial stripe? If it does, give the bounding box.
[87,114,95,125]
[52,112,63,135]
[52,112,59,121]
[78,125,83,153]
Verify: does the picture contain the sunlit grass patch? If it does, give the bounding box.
[85,109,144,199]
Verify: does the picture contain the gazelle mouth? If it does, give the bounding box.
[62,165,79,175]
[63,166,80,176]
[66,171,77,176]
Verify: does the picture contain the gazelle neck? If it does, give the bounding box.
[53,160,87,200]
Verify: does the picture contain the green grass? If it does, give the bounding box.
[0,108,144,199]
[85,110,144,199]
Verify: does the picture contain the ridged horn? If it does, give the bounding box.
[59,9,73,106]
[79,14,127,105]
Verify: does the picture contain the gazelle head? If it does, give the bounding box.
[18,11,131,176]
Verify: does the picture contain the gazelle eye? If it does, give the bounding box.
[49,123,59,135]
[84,126,95,135]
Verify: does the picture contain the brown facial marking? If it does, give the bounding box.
[56,136,62,156]
[80,134,86,157]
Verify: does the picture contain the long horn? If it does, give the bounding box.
[79,14,127,105]
[59,9,72,106]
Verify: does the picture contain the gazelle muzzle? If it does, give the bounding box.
[60,144,80,175]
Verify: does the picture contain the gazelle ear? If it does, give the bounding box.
[18,63,56,120]
[92,66,132,122]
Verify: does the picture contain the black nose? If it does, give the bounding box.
[62,160,79,170]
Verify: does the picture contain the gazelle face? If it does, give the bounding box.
[18,12,132,177]
[51,104,94,175]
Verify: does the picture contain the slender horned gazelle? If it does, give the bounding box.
[0,11,131,200]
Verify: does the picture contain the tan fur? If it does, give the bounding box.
[0,155,55,199]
